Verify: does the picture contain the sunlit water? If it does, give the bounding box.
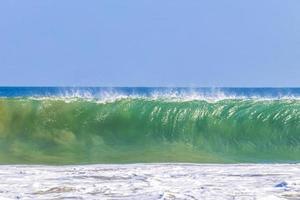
[0,164,300,200]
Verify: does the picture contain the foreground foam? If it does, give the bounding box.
[0,164,299,199]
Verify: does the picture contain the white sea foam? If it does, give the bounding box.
[0,164,299,199]
[5,88,300,103]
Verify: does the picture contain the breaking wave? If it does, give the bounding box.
[1,95,300,164]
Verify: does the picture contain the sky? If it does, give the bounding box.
[0,0,300,87]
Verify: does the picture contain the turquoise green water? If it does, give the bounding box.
[0,98,300,164]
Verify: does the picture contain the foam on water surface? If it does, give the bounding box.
[0,164,300,200]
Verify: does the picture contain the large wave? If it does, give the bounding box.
[0,96,300,164]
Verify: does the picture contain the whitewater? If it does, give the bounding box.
[1,164,300,199]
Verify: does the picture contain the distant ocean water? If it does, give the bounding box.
[0,87,300,164]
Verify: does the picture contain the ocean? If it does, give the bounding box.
[0,87,300,164]
[0,87,300,199]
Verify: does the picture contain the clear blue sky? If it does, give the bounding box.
[0,0,300,87]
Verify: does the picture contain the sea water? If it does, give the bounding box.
[0,87,300,199]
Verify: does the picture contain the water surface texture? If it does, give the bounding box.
[0,164,299,199]
[0,87,300,164]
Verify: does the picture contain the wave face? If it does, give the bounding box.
[1,87,300,164]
